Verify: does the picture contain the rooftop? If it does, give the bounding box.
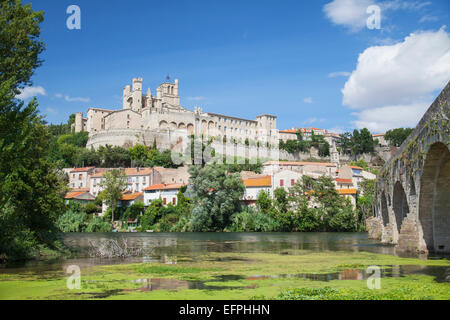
[337,188,357,195]
[144,183,186,191]
[242,175,272,187]
[121,192,143,201]
[70,167,95,173]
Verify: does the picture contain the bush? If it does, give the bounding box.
[229,207,278,232]
[56,210,87,232]
[85,216,112,232]
[85,202,100,214]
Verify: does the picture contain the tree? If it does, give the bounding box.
[0,1,68,261]
[385,128,414,147]
[188,164,245,231]
[98,169,127,223]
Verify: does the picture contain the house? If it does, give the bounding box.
[272,170,302,191]
[119,192,144,207]
[337,188,357,208]
[263,161,337,178]
[241,175,272,206]
[64,189,95,205]
[143,183,185,206]
[335,178,354,189]
[100,192,144,216]
[90,167,156,197]
[68,167,95,189]
[373,133,387,146]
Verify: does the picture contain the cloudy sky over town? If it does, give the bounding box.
[22,0,450,133]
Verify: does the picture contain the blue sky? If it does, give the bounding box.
[22,0,450,133]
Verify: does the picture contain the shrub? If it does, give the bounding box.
[85,216,112,232]
[56,210,87,232]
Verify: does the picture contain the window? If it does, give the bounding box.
[172,198,176,205]
[79,174,82,180]
[163,198,167,205]
[291,179,295,186]
[280,179,284,187]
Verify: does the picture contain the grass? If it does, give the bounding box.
[0,250,448,300]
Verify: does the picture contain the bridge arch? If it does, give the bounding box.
[393,181,409,233]
[419,142,450,252]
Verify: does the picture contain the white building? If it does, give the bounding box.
[263,161,338,178]
[90,168,154,197]
[143,183,185,206]
[242,176,272,206]
[68,167,95,189]
[272,170,302,191]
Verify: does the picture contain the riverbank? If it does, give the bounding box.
[1,250,449,300]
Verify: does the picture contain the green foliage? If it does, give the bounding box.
[85,216,112,232]
[385,128,414,147]
[188,164,245,231]
[338,129,375,155]
[279,130,330,156]
[0,1,68,261]
[56,210,86,232]
[350,159,369,171]
[124,201,144,220]
[98,169,127,222]
[84,202,100,214]
[229,207,278,232]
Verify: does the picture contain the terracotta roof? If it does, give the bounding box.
[264,161,336,167]
[70,167,95,173]
[336,178,353,184]
[65,191,85,199]
[121,192,143,201]
[279,129,298,134]
[337,189,357,195]
[144,183,185,191]
[372,134,384,137]
[124,168,152,176]
[348,165,363,170]
[243,176,272,187]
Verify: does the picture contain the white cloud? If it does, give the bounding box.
[186,96,206,101]
[381,0,431,11]
[64,95,90,103]
[419,15,439,23]
[16,86,46,100]
[351,102,429,132]
[54,93,90,103]
[303,97,313,104]
[323,0,375,32]
[328,71,352,78]
[342,28,450,131]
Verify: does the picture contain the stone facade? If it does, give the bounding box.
[74,78,277,155]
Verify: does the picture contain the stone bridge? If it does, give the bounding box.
[368,81,450,254]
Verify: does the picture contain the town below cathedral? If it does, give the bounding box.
[59,76,394,232]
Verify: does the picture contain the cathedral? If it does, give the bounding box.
[74,77,278,151]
